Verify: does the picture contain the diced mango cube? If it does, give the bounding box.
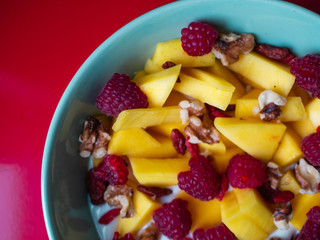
[272,128,303,167]
[150,39,215,69]
[164,90,189,106]
[177,191,221,231]
[112,106,181,131]
[288,117,316,138]
[306,97,320,128]
[213,147,244,173]
[174,70,235,110]
[228,52,295,96]
[242,89,263,99]
[279,170,301,195]
[214,117,286,162]
[235,99,260,119]
[133,65,181,108]
[129,157,189,186]
[289,84,312,105]
[144,58,163,73]
[291,193,320,230]
[198,141,226,156]
[116,187,161,235]
[147,122,185,138]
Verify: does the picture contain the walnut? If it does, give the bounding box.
[139,222,159,240]
[184,115,220,144]
[179,99,206,124]
[79,115,111,158]
[104,185,135,218]
[212,33,255,66]
[258,90,287,121]
[267,162,283,190]
[273,202,292,230]
[295,158,320,195]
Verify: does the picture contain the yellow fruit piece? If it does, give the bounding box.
[112,106,181,131]
[129,157,189,186]
[133,65,181,108]
[174,70,235,110]
[291,193,320,230]
[199,141,226,156]
[164,90,188,106]
[219,133,237,148]
[272,128,303,167]
[148,122,185,137]
[234,188,276,234]
[279,170,301,195]
[214,117,286,162]
[132,70,147,81]
[203,61,246,104]
[116,186,161,236]
[235,97,306,122]
[213,147,244,173]
[150,39,215,69]
[228,52,295,96]
[177,191,221,232]
[108,128,161,156]
[288,117,316,138]
[306,97,320,128]
[289,84,312,105]
[242,89,263,99]
[221,191,269,240]
[144,58,163,73]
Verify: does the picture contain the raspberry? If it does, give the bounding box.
[86,168,108,205]
[185,136,200,158]
[216,172,229,201]
[206,104,231,121]
[96,73,148,117]
[153,198,192,240]
[181,22,218,56]
[258,182,294,204]
[178,155,221,201]
[171,129,186,155]
[301,132,320,166]
[227,153,267,189]
[193,223,236,240]
[289,54,320,98]
[295,206,320,240]
[96,154,129,185]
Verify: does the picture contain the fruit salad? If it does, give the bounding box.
[78,21,320,240]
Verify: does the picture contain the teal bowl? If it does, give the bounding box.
[41,0,320,239]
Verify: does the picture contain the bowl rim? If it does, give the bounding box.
[41,0,320,239]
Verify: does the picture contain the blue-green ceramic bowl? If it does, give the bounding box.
[41,0,320,239]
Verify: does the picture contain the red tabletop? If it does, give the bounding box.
[0,0,319,239]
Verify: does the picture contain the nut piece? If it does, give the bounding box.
[137,185,172,200]
[139,222,159,240]
[295,158,320,195]
[104,185,135,218]
[184,116,220,144]
[179,99,206,124]
[79,115,111,158]
[273,202,292,230]
[212,33,255,66]
[267,162,283,190]
[258,90,287,122]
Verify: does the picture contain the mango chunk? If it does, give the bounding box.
[213,147,244,173]
[149,39,215,70]
[177,191,221,232]
[221,191,269,240]
[116,187,161,236]
[235,99,260,119]
[279,170,301,195]
[272,128,303,167]
[234,188,276,234]
[289,84,312,105]
[133,65,181,108]
[288,117,316,138]
[174,70,235,110]
[199,141,226,156]
[164,90,189,106]
[214,117,286,162]
[242,89,263,99]
[291,193,320,230]
[129,157,189,186]
[144,58,163,73]
[112,106,181,131]
[203,60,246,104]
[148,122,185,137]
[306,97,320,128]
[228,52,295,96]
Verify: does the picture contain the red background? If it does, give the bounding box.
[0,0,318,239]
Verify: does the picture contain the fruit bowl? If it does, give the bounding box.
[41,0,320,239]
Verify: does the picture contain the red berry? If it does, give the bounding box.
[96,73,148,117]
[178,155,221,201]
[153,198,192,240]
[301,132,320,166]
[255,43,294,63]
[86,168,108,205]
[96,154,129,185]
[171,129,186,155]
[193,223,236,240]
[216,172,229,201]
[181,22,218,56]
[112,232,134,240]
[258,182,294,204]
[295,206,320,240]
[227,153,267,189]
[206,104,231,121]
[185,136,200,158]
[98,208,121,225]
[289,54,320,98]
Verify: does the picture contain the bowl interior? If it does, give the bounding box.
[42,0,320,239]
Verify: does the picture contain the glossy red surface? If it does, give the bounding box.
[0,0,319,239]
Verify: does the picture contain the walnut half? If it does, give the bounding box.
[295,158,320,195]
[273,202,292,230]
